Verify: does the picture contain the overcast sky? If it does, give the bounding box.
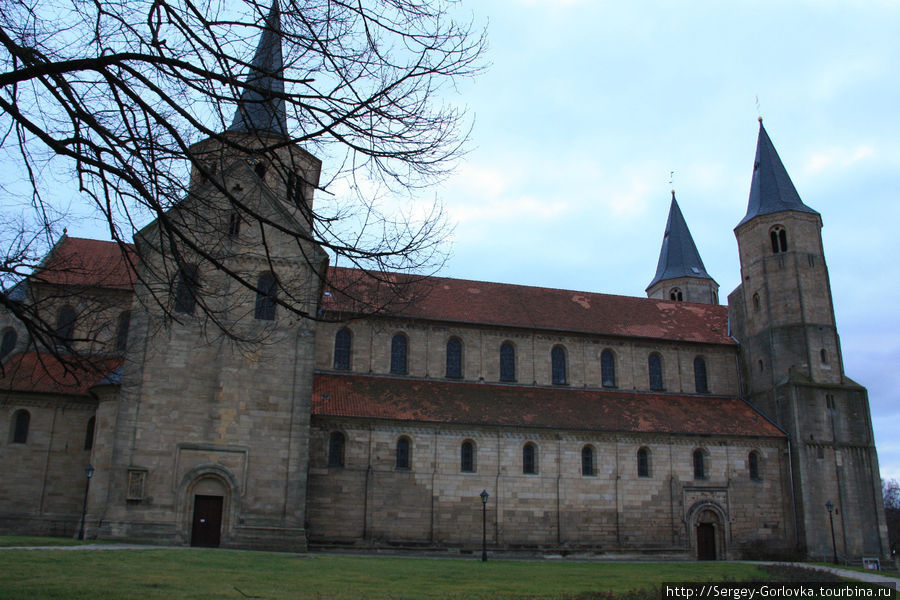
[429,0,900,479]
[61,1,900,478]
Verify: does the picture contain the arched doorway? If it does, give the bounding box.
[696,509,719,560]
[190,477,227,547]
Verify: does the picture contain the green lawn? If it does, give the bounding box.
[0,549,780,600]
[0,535,109,547]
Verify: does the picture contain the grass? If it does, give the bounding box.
[0,535,118,547]
[0,549,778,600]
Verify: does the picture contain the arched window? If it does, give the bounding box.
[500,342,516,382]
[333,328,352,370]
[581,445,595,476]
[11,409,30,444]
[820,348,828,365]
[752,293,761,312]
[648,353,663,391]
[770,226,788,254]
[116,311,131,352]
[254,272,277,321]
[0,328,17,360]
[461,440,475,473]
[693,448,707,480]
[173,265,199,314]
[390,333,408,374]
[227,212,241,237]
[327,431,345,467]
[445,337,462,379]
[637,447,650,478]
[758,359,765,373]
[601,349,616,388]
[56,305,77,344]
[694,357,709,394]
[396,437,411,470]
[551,345,567,385]
[84,416,96,450]
[669,288,683,302]
[523,442,537,474]
[749,450,761,481]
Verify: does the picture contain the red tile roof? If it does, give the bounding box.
[323,267,733,345]
[35,236,136,290]
[0,352,123,397]
[312,373,783,438]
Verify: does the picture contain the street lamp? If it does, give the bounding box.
[825,500,837,564]
[480,490,489,562]
[78,465,95,541]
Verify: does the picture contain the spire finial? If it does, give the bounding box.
[228,0,288,136]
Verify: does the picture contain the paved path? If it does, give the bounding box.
[746,562,900,591]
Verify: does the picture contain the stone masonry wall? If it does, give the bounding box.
[307,418,791,557]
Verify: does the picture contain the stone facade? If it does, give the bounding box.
[0,117,887,562]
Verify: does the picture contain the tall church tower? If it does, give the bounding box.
[90,1,327,550]
[728,120,888,559]
[647,192,719,304]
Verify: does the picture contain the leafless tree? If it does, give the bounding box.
[884,479,900,554]
[0,0,486,359]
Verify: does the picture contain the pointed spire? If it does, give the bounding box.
[228,0,288,137]
[737,119,817,227]
[646,192,714,291]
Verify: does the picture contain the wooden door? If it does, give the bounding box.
[697,523,716,560]
[191,495,223,547]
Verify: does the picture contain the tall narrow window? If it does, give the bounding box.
[12,409,30,444]
[601,349,616,388]
[500,342,516,382]
[637,447,650,478]
[523,443,537,474]
[0,328,17,360]
[749,450,760,481]
[752,293,761,312]
[820,348,828,365]
[396,437,411,470]
[461,440,475,473]
[551,345,567,385]
[694,357,709,394]
[693,449,706,480]
[254,272,277,320]
[84,416,96,450]
[770,226,788,253]
[333,328,352,370]
[648,353,663,391]
[581,445,595,476]
[327,431,345,467]
[445,337,462,379]
[390,333,408,374]
[227,212,241,237]
[116,311,131,352]
[56,305,77,344]
[173,265,199,314]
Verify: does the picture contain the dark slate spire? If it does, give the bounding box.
[646,192,714,290]
[737,120,818,227]
[228,0,287,137]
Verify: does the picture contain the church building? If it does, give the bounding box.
[0,3,888,561]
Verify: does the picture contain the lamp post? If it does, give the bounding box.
[78,465,95,541]
[480,489,489,562]
[825,500,837,564]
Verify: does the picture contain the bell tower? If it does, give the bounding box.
[646,191,719,304]
[728,119,888,560]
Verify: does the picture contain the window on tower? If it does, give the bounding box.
[770,226,788,253]
[669,288,683,301]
